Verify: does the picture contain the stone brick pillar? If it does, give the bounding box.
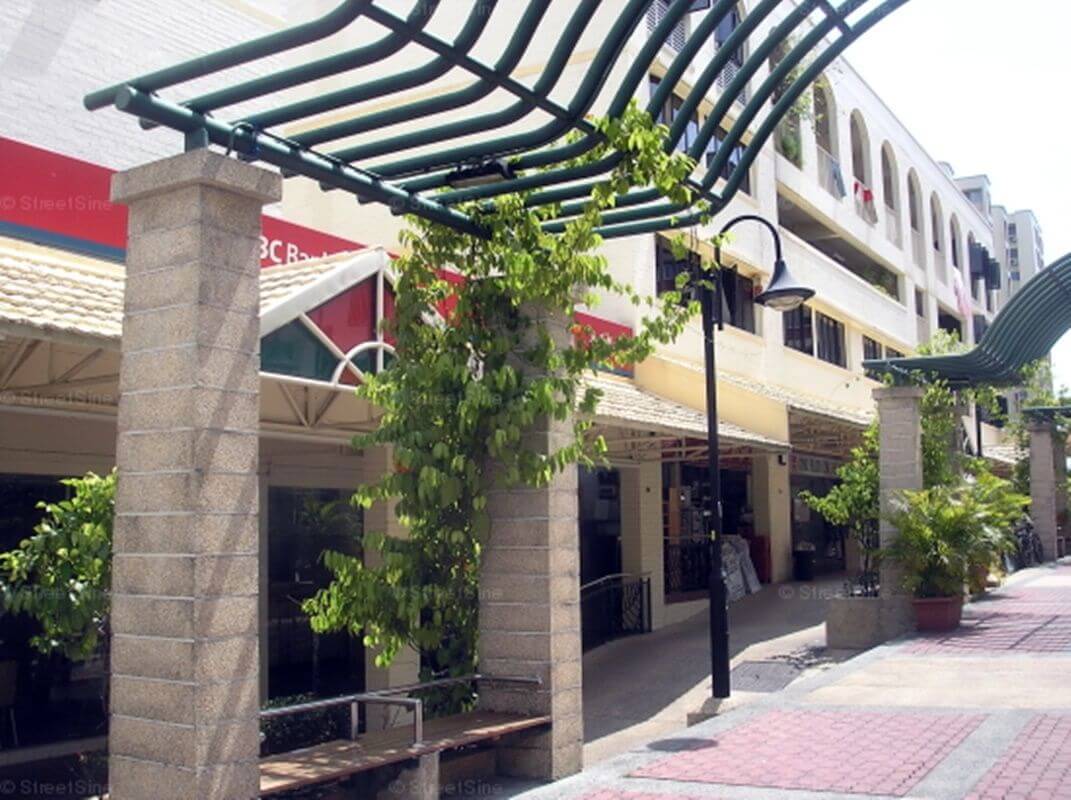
[1030,419,1061,561]
[478,309,582,781]
[874,385,924,638]
[108,150,281,800]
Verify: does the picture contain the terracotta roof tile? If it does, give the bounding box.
[0,237,367,342]
[584,374,788,450]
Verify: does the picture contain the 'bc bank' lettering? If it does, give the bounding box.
[259,236,330,266]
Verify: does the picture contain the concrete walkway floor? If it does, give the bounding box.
[510,559,1071,800]
[581,575,855,765]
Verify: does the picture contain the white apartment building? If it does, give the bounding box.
[955,172,1047,417]
[0,0,1044,765]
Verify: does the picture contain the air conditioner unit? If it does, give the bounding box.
[1008,233,1018,244]
[1010,257,1019,267]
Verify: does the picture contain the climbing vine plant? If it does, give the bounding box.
[304,103,714,680]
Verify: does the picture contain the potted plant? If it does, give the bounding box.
[884,484,976,632]
[962,470,1026,595]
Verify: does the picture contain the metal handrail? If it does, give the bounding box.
[261,692,424,745]
[367,673,543,697]
[580,572,650,593]
[260,673,544,749]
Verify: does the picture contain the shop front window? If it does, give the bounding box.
[267,487,364,701]
[0,474,104,752]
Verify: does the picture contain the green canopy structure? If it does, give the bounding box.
[864,252,1071,387]
[84,0,909,239]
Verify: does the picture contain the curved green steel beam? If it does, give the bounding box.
[864,253,1071,387]
[284,1,547,148]
[346,1,603,154]
[412,0,736,202]
[549,0,865,231]
[84,0,371,111]
[356,0,653,178]
[517,0,810,216]
[112,85,486,238]
[247,1,492,135]
[328,0,602,166]
[85,0,913,237]
[139,0,440,130]
[592,0,907,238]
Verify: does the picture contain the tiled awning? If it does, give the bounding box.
[585,374,789,455]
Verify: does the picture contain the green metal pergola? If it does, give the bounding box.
[864,252,1071,387]
[84,0,909,239]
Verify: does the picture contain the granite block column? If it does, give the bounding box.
[478,308,583,780]
[108,150,281,799]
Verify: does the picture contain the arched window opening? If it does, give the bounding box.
[813,81,843,197]
[850,112,875,223]
[814,82,835,156]
[880,143,901,245]
[930,195,944,253]
[950,216,962,268]
[930,194,946,282]
[907,171,925,266]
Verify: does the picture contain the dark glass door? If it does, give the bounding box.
[267,487,364,701]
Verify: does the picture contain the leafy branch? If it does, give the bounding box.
[303,102,716,686]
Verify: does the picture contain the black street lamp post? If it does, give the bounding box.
[699,214,814,699]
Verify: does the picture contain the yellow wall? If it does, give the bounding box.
[634,355,790,444]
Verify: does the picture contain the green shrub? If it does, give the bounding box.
[0,471,115,661]
[885,470,1026,599]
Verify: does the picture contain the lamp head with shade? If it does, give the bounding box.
[754,258,814,312]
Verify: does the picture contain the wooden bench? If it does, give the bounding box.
[259,676,547,797]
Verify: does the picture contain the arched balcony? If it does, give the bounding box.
[850,111,877,224]
[881,142,902,246]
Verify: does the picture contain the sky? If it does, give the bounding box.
[841,0,1071,394]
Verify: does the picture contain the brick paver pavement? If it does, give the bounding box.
[578,792,706,800]
[966,714,1071,800]
[904,611,1071,655]
[632,709,984,796]
[515,561,1071,800]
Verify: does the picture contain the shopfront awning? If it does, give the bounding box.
[584,374,789,462]
[0,237,388,440]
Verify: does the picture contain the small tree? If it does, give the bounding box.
[799,423,880,594]
[802,330,1000,594]
[0,470,115,661]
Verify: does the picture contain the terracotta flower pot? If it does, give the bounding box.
[912,595,963,632]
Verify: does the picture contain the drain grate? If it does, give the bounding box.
[729,660,802,692]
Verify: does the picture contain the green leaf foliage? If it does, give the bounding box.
[884,469,1026,598]
[802,329,1027,593]
[0,470,115,661]
[303,102,714,685]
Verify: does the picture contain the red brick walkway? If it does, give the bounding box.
[557,566,1071,800]
[904,611,1071,655]
[579,792,705,800]
[631,709,984,796]
[966,714,1071,800]
[901,579,1071,656]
